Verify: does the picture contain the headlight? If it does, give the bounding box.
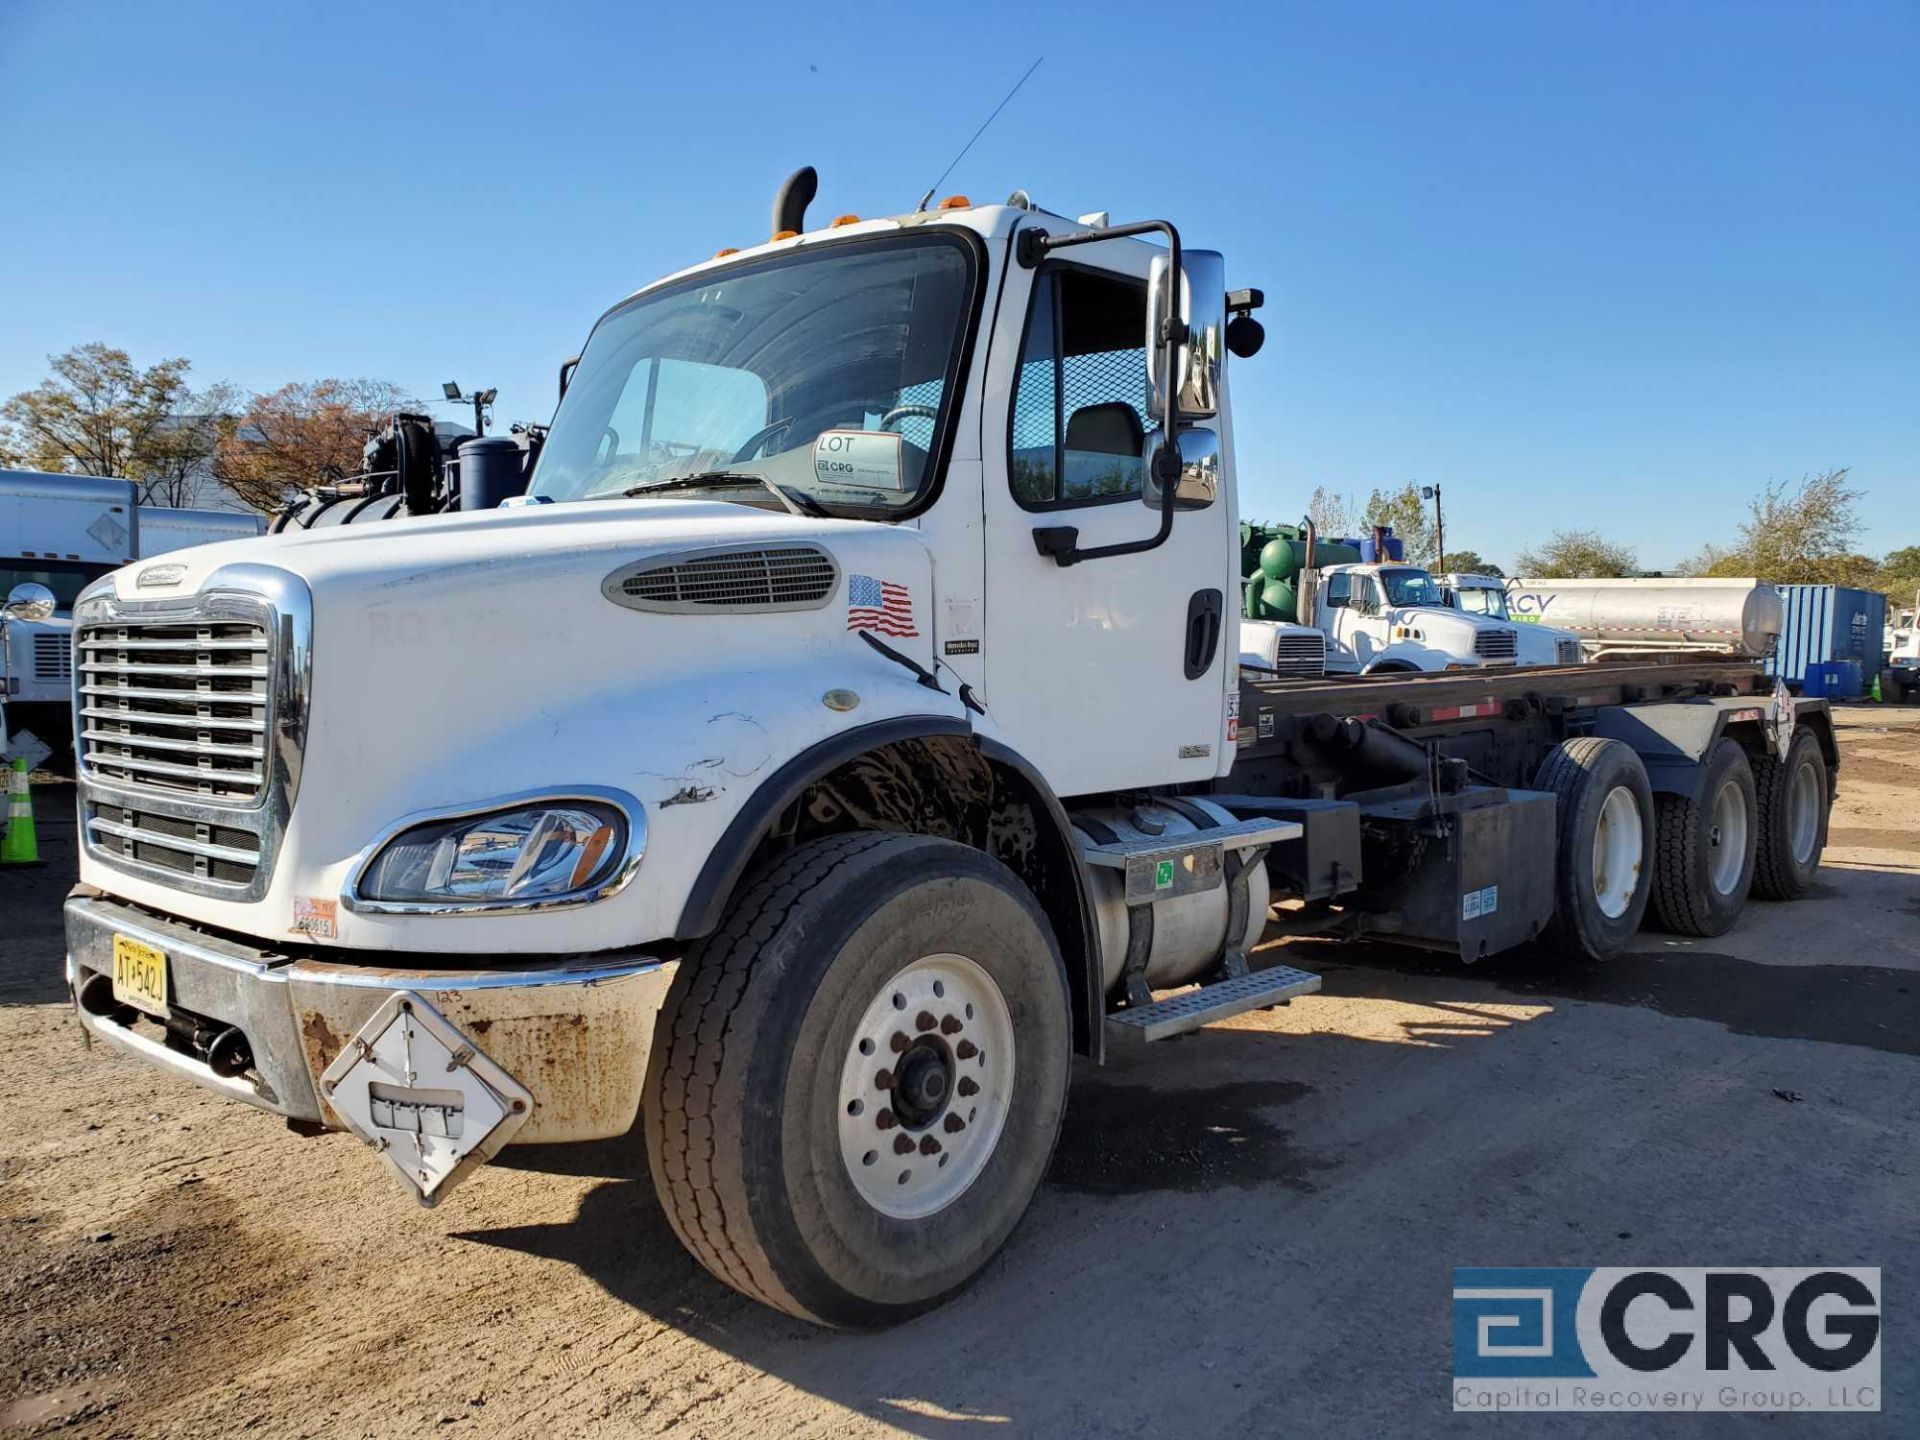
[347,792,642,914]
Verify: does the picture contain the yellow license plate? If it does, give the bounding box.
[111,934,170,1017]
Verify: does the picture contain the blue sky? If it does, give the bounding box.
[1,0,1913,570]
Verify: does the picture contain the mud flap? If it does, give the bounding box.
[320,991,534,1207]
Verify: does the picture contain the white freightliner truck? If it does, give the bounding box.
[64,175,1838,1327]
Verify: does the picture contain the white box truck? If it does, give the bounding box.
[62,180,1836,1327]
[2,470,264,756]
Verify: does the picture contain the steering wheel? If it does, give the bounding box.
[876,404,938,433]
[730,418,794,464]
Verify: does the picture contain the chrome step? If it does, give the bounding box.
[1105,965,1322,1045]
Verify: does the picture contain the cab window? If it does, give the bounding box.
[1456,587,1507,618]
[1009,268,1153,508]
[1325,573,1352,608]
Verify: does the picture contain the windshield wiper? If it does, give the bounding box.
[620,471,828,517]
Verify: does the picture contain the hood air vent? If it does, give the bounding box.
[603,544,840,614]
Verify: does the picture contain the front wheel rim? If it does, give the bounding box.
[1708,778,1751,896]
[1592,785,1644,919]
[837,952,1015,1220]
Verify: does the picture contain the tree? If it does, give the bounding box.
[1441,549,1501,578]
[1516,528,1638,578]
[215,378,417,512]
[1878,545,1920,613]
[1361,482,1437,569]
[134,383,243,506]
[1695,469,1865,585]
[1305,485,1356,537]
[0,343,199,486]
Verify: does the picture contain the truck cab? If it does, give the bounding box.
[1311,561,1523,672]
[61,180,1835,1329]
[1440,572,1585,667]
[1890,598,1919,699]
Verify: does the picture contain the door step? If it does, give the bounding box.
[1104,964,1322,1046]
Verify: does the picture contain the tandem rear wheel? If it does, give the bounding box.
[1650,737,1758,937]
[642,832,1073,1328]
[1534,737,1656,962]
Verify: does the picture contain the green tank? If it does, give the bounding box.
[1258,535,1361,583]
[1244,573,1298,621]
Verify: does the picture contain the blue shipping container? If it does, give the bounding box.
[1768,585,1886,695]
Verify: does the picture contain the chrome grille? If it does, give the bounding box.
[73,566,310,903]
[604,545,839,613]
[1271,632,1326,677]
[77,620,270,801]
[1475,628,1518,661]
[33,632,70,682]
[84,801,263,887]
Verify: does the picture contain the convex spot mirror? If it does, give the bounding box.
[3,583,56,621]
[1143,427,1220,511]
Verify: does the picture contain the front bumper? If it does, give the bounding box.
[65,893,675,1144]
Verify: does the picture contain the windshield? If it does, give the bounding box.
[1453,584,1509,619]
[0,559,113,613]
[1379,568,1445,608]
[531,234,977,513]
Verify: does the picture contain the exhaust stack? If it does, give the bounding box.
[773,166,817,237]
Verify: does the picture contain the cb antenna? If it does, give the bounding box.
[915,56,1044,212]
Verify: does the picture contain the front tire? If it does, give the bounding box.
[1534,737,1656,961]
[644,832,1072,1327]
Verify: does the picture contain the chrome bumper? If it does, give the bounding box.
[65,894,675,1143]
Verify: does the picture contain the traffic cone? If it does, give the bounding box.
[1,756,40,866]
[1872,672,1884,703]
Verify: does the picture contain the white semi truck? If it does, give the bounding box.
[63,178,1837,1328]
[1298,559,1578,673]
[2,470,264,756]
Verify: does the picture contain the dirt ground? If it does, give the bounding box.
[2,709,1915,1437]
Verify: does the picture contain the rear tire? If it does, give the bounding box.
[1533,737,1656,961]
[1752,726,1830,900]
[1649,737,1757,936]
[643,832,1072,1327]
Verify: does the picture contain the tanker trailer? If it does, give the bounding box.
[1505,577,1783,660]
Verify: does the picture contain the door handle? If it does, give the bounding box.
[1184,588,1224,679]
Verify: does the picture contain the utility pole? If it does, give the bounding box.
[1422,484,1445,571]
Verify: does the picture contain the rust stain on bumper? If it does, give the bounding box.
[284,962,676,1144]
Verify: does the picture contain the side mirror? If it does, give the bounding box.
[1144,427,1220,510]
[1147,249,1225,426]
[3,583,56,622]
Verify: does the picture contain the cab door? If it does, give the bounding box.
[976,240,1234,798]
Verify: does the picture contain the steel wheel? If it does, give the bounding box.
[838,952,1015,1221]
[1707,777,1750,895]
[1592,784,1645,919]
[1788,758,1821,866]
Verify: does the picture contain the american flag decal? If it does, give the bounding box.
[847,574,918,638]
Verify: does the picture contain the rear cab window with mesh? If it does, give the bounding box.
[1009,268,1153,509]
